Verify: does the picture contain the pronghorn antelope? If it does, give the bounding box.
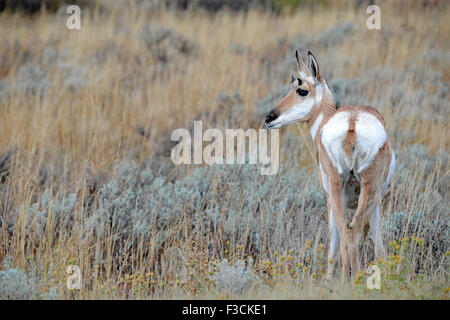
[265,50,395,279]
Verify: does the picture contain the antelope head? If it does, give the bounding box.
[265,50,324,129]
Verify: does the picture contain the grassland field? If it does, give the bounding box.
[0,0,448,299]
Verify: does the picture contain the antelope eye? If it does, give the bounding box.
[297,89,308,97]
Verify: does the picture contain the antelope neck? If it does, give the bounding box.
[306,80,336,141]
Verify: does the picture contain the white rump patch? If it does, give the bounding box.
[321,111,387,175]
[354,112,387,173]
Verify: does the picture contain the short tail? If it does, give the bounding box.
[344,115,357,169]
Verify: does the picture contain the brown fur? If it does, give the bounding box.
[344,112,357,157]
[347,141,392,274]
[267,51,393,279]
[317,118,392,279]
[275,78,319,116]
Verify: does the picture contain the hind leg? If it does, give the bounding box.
[326,183,349,280]
[347,177,382,279]
[347,143,392,278]
[326,208,340,280]
[371,206,386,262]
[346,190,366,279]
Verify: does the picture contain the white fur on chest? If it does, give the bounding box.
[320,111,386,175]
[320,111,350,174]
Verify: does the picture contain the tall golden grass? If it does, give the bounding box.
[0,1,448,299]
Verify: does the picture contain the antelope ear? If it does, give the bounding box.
[307,50,321,83]
[295,50,309,75]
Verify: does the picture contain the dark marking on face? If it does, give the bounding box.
[265,109,280,124]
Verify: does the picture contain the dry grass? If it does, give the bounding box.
[0,1,448,299]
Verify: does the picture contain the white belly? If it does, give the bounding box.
[321,111,387,175]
